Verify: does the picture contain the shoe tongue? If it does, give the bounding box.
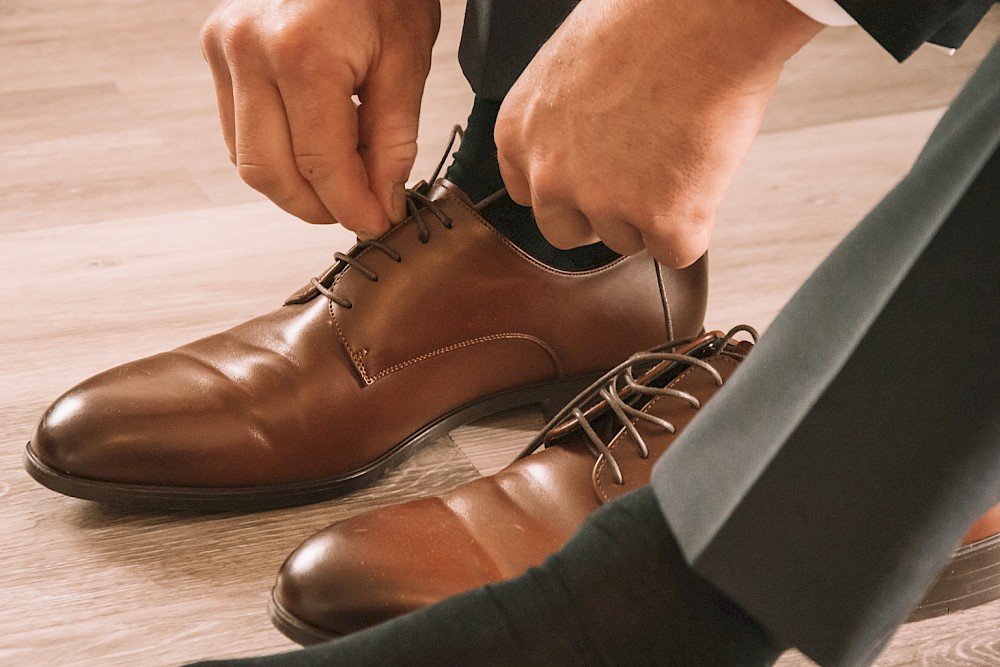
[426,178,475,206]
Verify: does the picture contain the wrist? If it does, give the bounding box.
[600,0,822,94]
[696,0,824,87]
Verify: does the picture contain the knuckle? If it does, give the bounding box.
[262,18,317,68]
[220,16,262,55]
[361,140,416,176]
[575,191,628,227]
[493,119,515,153]
[293,153,336,183]
[525,165,564,203]
[237,160,282,193]
[199,20,219,51]
[358,121,417,155]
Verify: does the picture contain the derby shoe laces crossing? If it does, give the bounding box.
[308,125,509,310]
[309,189,451,309]
[520,324,758,486]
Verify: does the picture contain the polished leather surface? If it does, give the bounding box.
[27,181,707,497]
[272,333,749,639]
[962,502,1000,545]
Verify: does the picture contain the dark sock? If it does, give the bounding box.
[187,488,782,667]
[443,97,505,204]
[444,97,619,271]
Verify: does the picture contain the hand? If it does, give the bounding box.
[201,0,441,236]
[495,0,822,268]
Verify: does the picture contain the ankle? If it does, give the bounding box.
[445,98,620,271]
[543,488,784,665]
[444,98,504,203]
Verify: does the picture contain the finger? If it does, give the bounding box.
[531,199,601,250]
[357,54,426,223]
[200,16,237,163]
[639,213,715,268]
[277,64,390,238]
[525,169,645,255]
[496,148,533,207]
[585,212,647,257]
[494,129,536,207]
[229,64,339,225]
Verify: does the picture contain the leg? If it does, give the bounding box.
[446,0,622,270]
[188,489,781,667]
[655,38,1000,666]
[187,39,1000,667]
[458,0,580,101]
[450,0,580,200]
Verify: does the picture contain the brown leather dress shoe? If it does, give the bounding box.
[268,327,756,644]
[24,180,707,510]
[909,504,1000,621]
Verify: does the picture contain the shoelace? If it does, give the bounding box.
[309,126,508,310]
[518,324,758,485]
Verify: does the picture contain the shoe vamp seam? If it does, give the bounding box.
[333,322,565,385]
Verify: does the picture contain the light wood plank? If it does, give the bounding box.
[2,1,999,665]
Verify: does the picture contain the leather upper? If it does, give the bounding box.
[29,183,708,489]
[273,333,748,636]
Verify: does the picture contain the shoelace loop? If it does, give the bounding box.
[519,324,758,486]
[309,125,495,310]
[309,190,455,309]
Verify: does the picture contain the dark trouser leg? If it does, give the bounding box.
[186,489,782,667]
[451,0,579,192]
[458,0,580,101]
[189,26,1000,667]
[445,0,619,271]
[653,39,1000,667]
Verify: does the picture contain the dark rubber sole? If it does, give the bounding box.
[23,373,601,512]
[908,530,1000,622]
[268,591,341,646]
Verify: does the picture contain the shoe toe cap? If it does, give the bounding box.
[30,384,100,476]
[28,354,261,487]
[273,497,502,639]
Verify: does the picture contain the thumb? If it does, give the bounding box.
[357,57,427,223]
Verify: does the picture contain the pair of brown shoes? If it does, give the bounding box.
[23,179,999,644]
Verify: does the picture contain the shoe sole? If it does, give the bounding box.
[908,530,1000,622]
[269,590,341,646]
[23,373,600,512]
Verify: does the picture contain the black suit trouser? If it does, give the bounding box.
[653,39,1000,667]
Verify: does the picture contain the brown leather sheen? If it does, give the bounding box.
[27,182,707,495]
[963,502,1000,545]
[272,335,745,638]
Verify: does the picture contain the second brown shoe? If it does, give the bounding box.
[268,327,755,644]
[24,179,706,510]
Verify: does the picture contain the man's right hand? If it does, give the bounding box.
[495,0,822,269]
[201,0,441,237]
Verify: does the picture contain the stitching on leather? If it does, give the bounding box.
[326,218,415,377]
[593,354,739,501]
[342,331,565,386]
[325,194,608,383]
[331,309,381,386]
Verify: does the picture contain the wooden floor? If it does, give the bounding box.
[2,2,999,665]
